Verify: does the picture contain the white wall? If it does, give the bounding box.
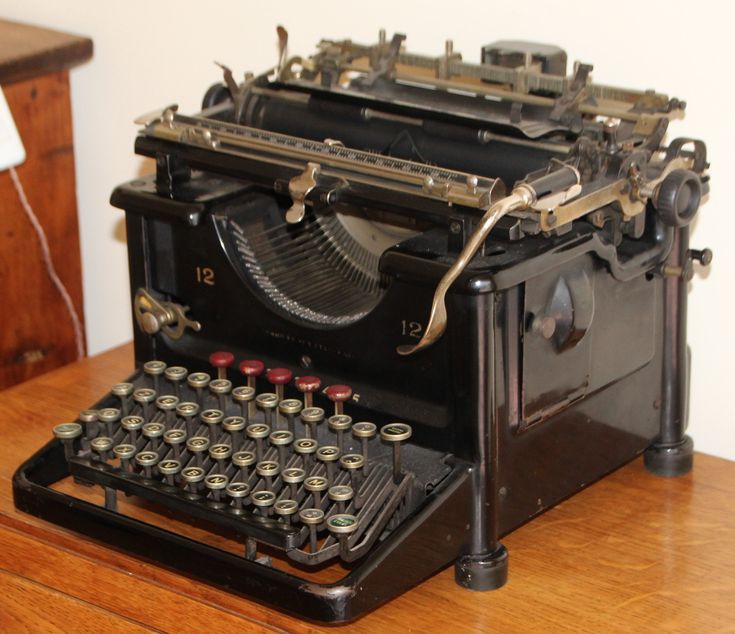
[2,1,733,460]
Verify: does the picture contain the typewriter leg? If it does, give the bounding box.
[645,226,694,477]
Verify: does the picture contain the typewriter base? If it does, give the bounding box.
[644,435,694,477]
[454,544,509,591]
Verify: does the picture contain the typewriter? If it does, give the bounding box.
[13,29,712,622]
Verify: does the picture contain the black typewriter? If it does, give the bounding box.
[13,29,712,622]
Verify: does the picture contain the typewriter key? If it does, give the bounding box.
[251,490,276,516]
[282,466,306,499]
[274,499,298,524]
[328,484,354,514]
[239,359,264,418]
[142,421,164,451]
[256,460,280,491]
[325,384,352,416]
[209,443,232,474]
[328,415,352,453]
[226,481,251,510]
[223,415,246,449]
[133,388,156,421]
[266,367,293,404]
[186,436,210,467]
[209,379,232,412]
[204,473,229,502]
[209,351,234,381]
[269,430,294,466]
[113,443,136,472]
[121,415,144,445]
[246,423,270,461]
[164,366,187,398]
[158,459,181,485]
[181,466,205,493]
[352,422,377,470]
[299,507,324,553]
[326,513,359,555]
[232,386,255,421]
[78,409,99,440]
[90,436,114,462]
[143,360,167,393]
[304,475,328,508]
[278,399,302,434]
[339,454,365,498]
[255,393,279,429]
[200,408,224,437]
[97,407,121,438]
[135,450,159,479]
[111,383,133,416]
[232,450,256,481]
[316,445,340,484]
[163,428,186,460]
[380,423,412,484]
[186,372,210,408]
[295,375,321,409]
[293,437,318,471]
[176,401,200,437]
[155,395,179,427]
[300,406,325,439]
[53,422,82,460]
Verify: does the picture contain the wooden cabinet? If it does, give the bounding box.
[0,20,92,389]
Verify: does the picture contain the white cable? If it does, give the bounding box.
[9,166,85,360]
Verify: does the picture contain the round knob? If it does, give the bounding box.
[654,169,703,227]
[266,367,293,386]
[239,359,265,379]
[53,422,82,440]
[325,385,352,415]
[209,351,234,380]
[296,375,321,408]
[326,513,359,535]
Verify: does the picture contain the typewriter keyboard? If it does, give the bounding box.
[52,353,453,567]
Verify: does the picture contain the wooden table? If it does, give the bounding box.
[0,344,732,632]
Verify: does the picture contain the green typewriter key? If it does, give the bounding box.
[380,423,412,485]
[232,450,256,482]
[158,459,181,486]
[53,422,83,460]
[163,428,186,460]
[299,507,324,553]
[326,513,359,557]
[143,360,167,393]
[111,383,133,416]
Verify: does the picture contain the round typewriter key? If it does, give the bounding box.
[78,409,99,440]
[111,382,134,416]
[328,415,352,453]
[295,375,321,409]
[204,473,229,502]
[316,445,340,484]
[380,423,412,484]
[181,465,205,493]
[256,460,280,491]
[163,428,186,460]
[53,422,83,460]
[90,436,114,462]
[200,408,224,438]
[164,365,188,398]
[246,423,270,461]
[176,401,200,437]
[340,453,365,498]
[274,499,298,524]
[187,372,210,408]
[232,450,256,481]
[209,443,232,474]
[223,415,246,449]
[113,443,136,472]
[299,507,324,552]
[143,360,167,393]
[251,490,276,516]
[255,392,279,429]
[239,359,264,418]
[209,378,232,412]
[352,421,376,472]
[304,475,328,508]
[278,399,302,434]
[226,481,251,509]
[155,395,179,427]
[142,421,164,451]
[294,437,318,471]
[269,430,294,466]
[282,466,306,499]
[327,513,359,555]
[209,351,234,380]
[328,484,354,514]
[300,406,325,439]
[135,450,159,479]
[325,384,352,416]
[158,459,181,485]
[133,388,157,421]
[186,435,210,467]
[232,386,255,421]
[121,415,144,445]
[97,407,121,438]
[266,367,293,404]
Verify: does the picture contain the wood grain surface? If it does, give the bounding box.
[0,344,733,633]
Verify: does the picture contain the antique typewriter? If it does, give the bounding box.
[13,29,712,622]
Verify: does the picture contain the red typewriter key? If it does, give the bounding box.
[266,367,293,402]
[209,351,234,380]
[239,359,265,418]
[295,375,321,409]
[325,384,352,415]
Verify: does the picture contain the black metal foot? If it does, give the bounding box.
[454,544,508,591]
[644,434,694,477]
